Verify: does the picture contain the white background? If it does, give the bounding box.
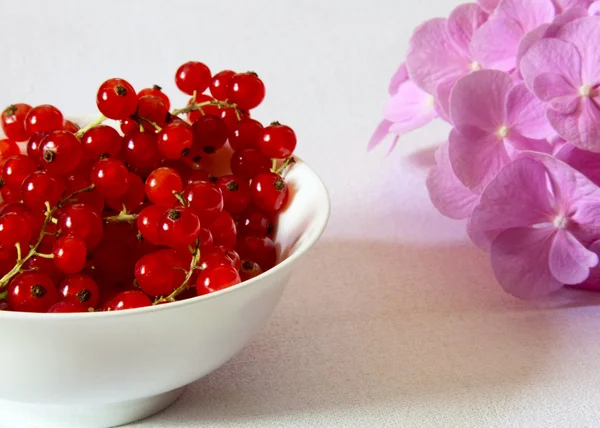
[4,1,600,427]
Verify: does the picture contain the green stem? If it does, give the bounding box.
[33,252,54,259]
[171,100,239,117]
[75,115,107,138]
[275,157,296,175]
[139,117,162,132]
[0,290,6,300]
[104,213,139,223]
[153,244,201,305]
[271,158,277,172]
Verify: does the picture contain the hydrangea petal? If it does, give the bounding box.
[367,120,392,151]
[590,1,600,15]
[547,98,600,152]
[496,0,556,30]
[554,0,595,12]
[471,19,522,71]
[556,16,600,83]
[388,63,409,96]
[516,23,552,66]
[434,80,454,123]
[447,3,489,58]
[477,0,500,13]
[426,142,479,220]
[491,227,563,299]
[572,240,600,291]
[505,133,553,153]
[506,83,554,138]
[549,229,598,284]
[383,80,435,124]
[532,73,579,113]
[520,38,582,91]
[554,142,600,186]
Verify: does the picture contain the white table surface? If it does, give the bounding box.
[3,0,600,426]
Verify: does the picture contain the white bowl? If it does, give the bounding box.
[0,117,330,428]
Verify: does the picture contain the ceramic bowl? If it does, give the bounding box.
[0,116,330,428]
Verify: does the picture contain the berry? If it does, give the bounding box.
[229,118,263,151]
[92,228,136,284]
[157,206,201,249]
[238,205,274,237]
[48,301,87,313]
[175,61,211,95]
[183,181,223,223]
[250,172,289,212]
[191,115,228,154]
[0,301,10,311]
[221,247,241,271]
[157,122,193,159]
[210,70,235,101]
[40,131,83,175]
[206,210,237,248]
[63,120,80,133]
[145,167,183,206]
[216,175,251,213]
[239,260,263,281]
[58,274,99,309]
[230,148,271,180]
[22,171,65,210]
[137,95,169,127]
[2,155,37,189]
[0,247,16,277]
[0,213,31,250]
[196,264,240,296]
[57,203,103,248]
[105,290,152,311]
[0,186,21,204]
[22,256,62,285]
[90,158,129,197]
[65,165,105,213]
[227,72,265,111]
[96,78,137,120]
[258,122,296,159]
[53,236,87,274]
[134,249,187,296]
[236,235,276,270]
[26,132,48,164]
[0,139,21,159]
[218,107,242,130]
[198,246,238,270]
[120,118,139,135]
[25,105,64,134]
[136,205,166,245]
[106,172,145,211]
[81,125,122,159]
[8,272,58,313]
[138,85,171,110]
[123,130,160,170]
[2,103,32,141]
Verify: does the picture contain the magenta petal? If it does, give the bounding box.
[505,133,553,153]
[426,142,479,220]
[548,98,600,152]
[549,230,598,284]
[367,120,392,152]
[520,38,583,91]
[572,240,600,291]
[471,19,522,71]
[388,63,409,96]
[516,24,552,66]
[478,0,500,13]
[433,79,454,123]
[554,143,600,186]
[496,0,556,30]
[556,16,600,82]
[468,157,555,249]
[554,0,594,12]
[491,227,563,299]
[447,3,489,57]
[506,83,554,139]
[406,18,470,95]
[450,70,513,134]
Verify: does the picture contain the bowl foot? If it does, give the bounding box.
[0,386,185,428]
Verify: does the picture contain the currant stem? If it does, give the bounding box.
[15,243,21,263]
[75,115,107,138]
[139,117,162,132]
[275,157,296,175]
[104,213,139,223]
[271,159,277,172]
[171,100,239,117]
[173,191,187,207]
[153,243,201,305]
[0,290,6,300]
[33,252,54,259]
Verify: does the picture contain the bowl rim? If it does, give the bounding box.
[0,155,331,320]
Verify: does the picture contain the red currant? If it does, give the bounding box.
[157,122,193,160]
[65,164,105,213]
[40,131,83,175]
[183,181,223,223]
[0,185,21,204]
[216,175,251,213]
[145,167,182,206]
[227,72,265,111]
[229,118,263,151]
[96,78,137,120]
[218,107,242,130]
[236,235,276,270]
[250,172,289,212]
[221,247,241,271]
[2,103,32,141]
[157,206,201,249]
[197,246,237,270]
[58,203,103,249]
[25,105,64,134]
[48,301,88,313]
[81,125,122,159]
[120,118,139,135]
[53,236,87,274]
[134,249,187,296]
[175,61,212,95]
[59,274,100,309]
[210,70,235,101]
[105,290,152,311]
[196,264,240,296]
[137,95,169,127]
[138,85,171,110]
[206,210,237,248]
[123,130,160,170]
[90,158,129,197]
[239,260,263,281]
[0,247,16,277]
[230,148,271,180]
[258,122,296,159]
[22,171,65,210]
[199,228,213,246]
[0,212,31,250]
[22,256,62,285]
[63,120,80,134]
[92,226,136,284]
[106,172,145,211]
[0,139,20,159]
[2,155,37,189]
[191,115,228,154]
[137,205,166,245]
[8,272,58,313]
[26,132,48,164]
[238,205,274,237]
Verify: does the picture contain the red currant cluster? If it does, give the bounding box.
[0,61,297,314]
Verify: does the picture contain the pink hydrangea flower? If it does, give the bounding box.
[520,17,600,152]
[477,0,500,13]
[471,0,556,72]
[406,3,488,120]
[368,64,437,152]
[448,70,552,192]
[468,153,600,299]
[589,1,600,14]
[553,0,596,12]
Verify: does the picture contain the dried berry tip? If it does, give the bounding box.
[31,284,47,299]
[270,121,281,126]
[242,260,256,270]
[3,105,17,116]
[167,209,182,221]
[77,289,92,303]
[115,85,128,96]
[274,178,285,191]
[226,181,239,192]
[43,149,56,163]
[153,84,163,91]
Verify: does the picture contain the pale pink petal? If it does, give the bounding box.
[556,16,600,83]
[383,80,436,124]
[496,0,556,30]
[547,98,600,152]
[572,240,600,291]
[520,38,583,90]
[388,63,409,96]
[532,73,579,113]
[554,0,594,12]
[549,229,598,284]
[367,120,392,151]
[554,143,600,186]
[433,79,454,123]
[426,142,479,220]
[406,19,471,95]
[478,0,500,13]
[590,1,600,15]
[516,23,552,66]
[505,133,553,153]
[468,157,555,249]
[570,200,600,244]
[553,6,590,24]
[491,227,563,299]
[450,70,513,134]
[506,83,554,138]
[471,19,522,71]
[447,3,489,57]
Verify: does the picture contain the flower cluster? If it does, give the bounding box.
[372,0,600,299]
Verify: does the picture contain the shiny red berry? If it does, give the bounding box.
[196,264,240,296]
[47,301,88,313]
[2,103,32,141]
[96,78,137,120]
[210,70,235,100]
[198,245,238,270]
[22,171,65,210]
[227,72,265,111]
[157,122,193,160]
[8,272,58,313]
[134,249,187,296]
[90,158,129,197]
[105,290,152,311]
[183,181,223,223]
[40,131,83,175]
[199,228,213,246]
[0,212,31,250]
[238,205,274,237]
[145,167,182,206]
[258,122,296,159]
[63,120,79,133]
[22,256,62,285]
[120,118,139,135]
[0,139,20,159]
[250,172,289,212]
[230,148,271,180]
[175,61,212,95]
[236,235,276,271]
[53,236,87,274]
[57,203,103,249]
[191,115,228,155]
[137,205,166,245]
[59,274,100,309]
[2,155,37,189]
[216,175,251,213]
[81,125,122,159]
[206,211,237,248]
[123,130,160,170]
[26,132,47,164]
[137,95,169,127]
[239,260,264,281]
[138,85,171,110]
[157,206,201,249]
[65,165,105,213]
[106,172,145,211]
[229,119,263,151]
[25,105,64,135]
